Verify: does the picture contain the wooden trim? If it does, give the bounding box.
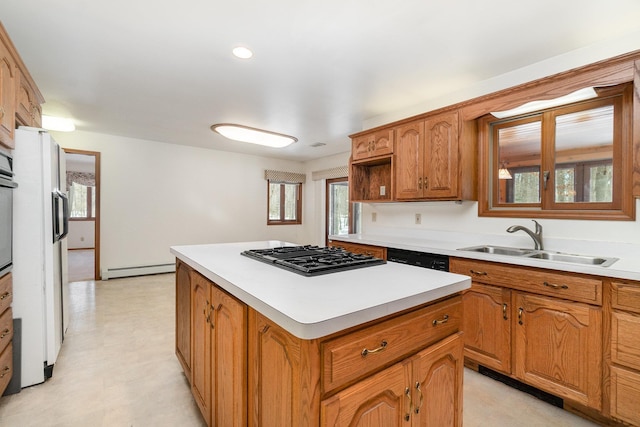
[64,148,101,280]
[633,60,640,197]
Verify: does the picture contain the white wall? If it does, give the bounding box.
[67,221,95,249]
[52,130,308,276]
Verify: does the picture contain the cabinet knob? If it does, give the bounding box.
[0,292,11,300]
[418,177,422,190]
[518,307,524,325]
[0,366,10,378]
[404,387,412,421]
[0,328,9,339]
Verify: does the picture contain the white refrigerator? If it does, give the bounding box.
[12,127,70,387]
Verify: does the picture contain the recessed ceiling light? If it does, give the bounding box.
[232,47,253,59]
[42,115,76,132]
[211,124,297,148]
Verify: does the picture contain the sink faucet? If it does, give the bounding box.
[506,220,544,250]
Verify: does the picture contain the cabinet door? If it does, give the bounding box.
[248,311,321,427]
[211,286,247,427]
[16,68,35,126]
[411,333,463,427]
[462,284,511,373]
[321,361,410,427]
[423,112,459,199]
[514,292,602,409]
[394,120,424,200]
[191,273,211,425]
[0,41,16,149]
[175,261,191,380]
[352,130,394,161]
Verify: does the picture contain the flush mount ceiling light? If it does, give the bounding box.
[232,46,253,59]
[42,115,76,132]
[491,87,598,119]
[211,124,297,148]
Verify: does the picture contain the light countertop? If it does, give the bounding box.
[329,229,640,281]
[170,241,470,340]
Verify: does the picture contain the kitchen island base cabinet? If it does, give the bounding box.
[321,332,463,427]
[187,267,247,427]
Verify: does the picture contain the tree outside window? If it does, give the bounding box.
[70,182,96,219]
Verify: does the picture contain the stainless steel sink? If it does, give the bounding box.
[457,245,536,256]
[457,245,618,267]
[524,251,618,267]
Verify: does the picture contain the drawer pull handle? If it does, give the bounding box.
[469,270,487,276]
[0,328,9,339]
[518,307,524,325]
[0,292,11,300]
[361,340,388,357]
[404,387,412,422]
[503,303,508,320]
[0,366,9,378]
[414,381,423,414]
[432,315,449,326]
[543,281,568,290]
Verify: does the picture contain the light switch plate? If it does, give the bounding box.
[380,186,386,196]
[415,213,421,224]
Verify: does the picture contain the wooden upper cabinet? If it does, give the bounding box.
[16,67,42,128]
[0,38,16,149]
[352,129,394,161]
[394,120,424,199]
[395,111,472,201]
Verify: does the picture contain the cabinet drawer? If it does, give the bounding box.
[611,310,640,371]
[450,258,602,305]
[612,281,640,314]
[610,365,640,426]
[0,307,12,354]
[0,342,12,396]
[322,296,461,393]
[0,273,12,314]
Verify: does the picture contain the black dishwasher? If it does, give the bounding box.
[387,247,449,271]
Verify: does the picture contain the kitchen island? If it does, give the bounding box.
[171,241,471,426]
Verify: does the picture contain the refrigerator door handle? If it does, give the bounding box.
[52,191,70,242]
[59,191,70,240]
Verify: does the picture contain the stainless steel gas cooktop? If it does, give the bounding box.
[241,245,386,276]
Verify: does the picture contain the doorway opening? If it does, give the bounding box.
[64,149,101,281]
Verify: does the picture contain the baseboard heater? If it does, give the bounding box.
[101,263,176,280]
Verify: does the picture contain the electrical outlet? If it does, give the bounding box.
[415,213,421,225]
[372,212,377,222]
[379,186,386,196]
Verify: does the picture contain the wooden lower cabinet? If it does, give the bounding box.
[321,333,463,427]
[452,258,603,411]
[514,292,602,409]
[608,279,640,426]
[190,272,211,424]
[328,241,387,260]
[175,261,191,380]
[187,269,247,427]
[177,263,462,427]
[462,283,511,373]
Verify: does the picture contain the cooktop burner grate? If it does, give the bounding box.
[241,245,386,276]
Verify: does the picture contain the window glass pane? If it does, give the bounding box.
[91,187,96,218]
[70,183,88,218]
[284,183,297,220]
[555,167,575,202]
[496,120,541,204]
[329,182,349,236]
[589,163,613,202]
[512,169,540,203]
[554,105,613,203]
[268,183,280,220]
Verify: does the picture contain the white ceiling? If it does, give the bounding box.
[2,0,640,161]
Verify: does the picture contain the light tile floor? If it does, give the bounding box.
[0,274,599,426]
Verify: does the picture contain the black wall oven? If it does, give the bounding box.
[0,151,17,276]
